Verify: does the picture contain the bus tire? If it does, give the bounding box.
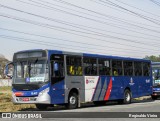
[151,95,158,100]
[66,92,78,109]
[35,104,49,110]
[123,89,131,104]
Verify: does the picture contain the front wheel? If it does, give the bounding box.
[66,93,78,109]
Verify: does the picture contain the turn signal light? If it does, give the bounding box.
[14,92,24,96]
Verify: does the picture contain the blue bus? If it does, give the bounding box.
[151,62,160,100]
[5,49,152,110]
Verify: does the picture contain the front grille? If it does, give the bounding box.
[13,84,44,91]
[153,92,160,95]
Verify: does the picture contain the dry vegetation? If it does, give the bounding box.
[0,86,36,112]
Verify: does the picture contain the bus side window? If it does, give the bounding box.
[134,62,142,76]
[124,61,133,76]
[66,56,82,76]
[112,60,123,76]
[98,59,111,76]
[143,62,150,76]
[83,57,97,76]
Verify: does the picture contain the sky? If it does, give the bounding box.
[1,0,160,61]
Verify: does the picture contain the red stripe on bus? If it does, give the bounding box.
[104,77,112,100]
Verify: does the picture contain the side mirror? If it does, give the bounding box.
[4,62,14,79]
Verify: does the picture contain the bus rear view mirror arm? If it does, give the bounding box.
[4,62,14,79]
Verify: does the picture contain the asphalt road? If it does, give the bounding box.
[53,99,160,112]
[16,98,160,112]
[1,99,160,121]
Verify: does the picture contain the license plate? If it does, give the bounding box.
[22,98,30,101]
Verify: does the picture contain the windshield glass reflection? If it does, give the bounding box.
[14,60,48,84]
[152,67,160,86]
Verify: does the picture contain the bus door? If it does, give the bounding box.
[143,62,152,95]
[50,54,65,104]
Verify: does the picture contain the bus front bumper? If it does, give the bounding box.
[152,92,160,96]
[12,92,51,104]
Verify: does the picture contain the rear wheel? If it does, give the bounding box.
[66,92,78,109]
[35,104,49,110]
[123,89,131,104]
[118,89,131,104]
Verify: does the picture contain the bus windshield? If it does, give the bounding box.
[152,67,160,86]
[14,59,48,84]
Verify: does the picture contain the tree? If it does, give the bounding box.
[144,55,160,62]
[0,54,9,78]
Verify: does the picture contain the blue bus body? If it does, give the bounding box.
[10,49,152,108]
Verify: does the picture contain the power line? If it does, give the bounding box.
[0,35,145,57]
[1,13,160,51]
[38,0,160,31]
[2,32,145,54]
[2,4,160,47]
[37,0,160,35]
[90,0,135,16]
[0,1,158,58]
[90,0,160,28]
[98,0,160,26]
[149,0,160,7]
[0,0,158,57]
[51,0,160,26]
[18,0,159,38]
[13,0,160,39]
[114,0,160,18]
[0,27,145,52]
[5,2,160,41]
[48,0,160,32]
[2,12,160,44]
[1,27,159,54]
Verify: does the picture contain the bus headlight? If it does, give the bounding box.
[37,87,50,104]
[39,87,49,96]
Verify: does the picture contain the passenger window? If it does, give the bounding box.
[134,62,142,76]
[124,61,133,76]
[66,56,82,76]
[112,60,123,76]
[83,57,97,75]
[99,59,111,76]
[143,62,150,76]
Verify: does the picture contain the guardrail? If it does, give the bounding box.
[0,79,12,86]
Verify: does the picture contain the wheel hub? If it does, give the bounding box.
[70,96,76,104]
[125,93,130,102]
